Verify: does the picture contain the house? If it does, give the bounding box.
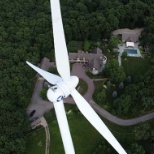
[112,28,144,42]
[112,28,144,48]
[69,48,107,75]
[89,58,101,75]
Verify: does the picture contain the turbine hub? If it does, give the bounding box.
[47,86,65,102]
[47,76,79,103]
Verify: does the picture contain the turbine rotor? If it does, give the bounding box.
[47,76,79,103]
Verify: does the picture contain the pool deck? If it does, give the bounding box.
[117,43,142,66]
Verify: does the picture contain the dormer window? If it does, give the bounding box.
[77,58,80,61]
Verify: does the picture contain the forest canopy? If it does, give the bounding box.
[0,0,154,153]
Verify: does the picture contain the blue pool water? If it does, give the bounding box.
[124,49,137,54]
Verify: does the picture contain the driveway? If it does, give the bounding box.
[64,63,95,103]
[27,63,95,119]
[27,61,154,126]
[90,100,154,126]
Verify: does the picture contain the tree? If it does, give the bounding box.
[122,51,128,59]
[150,130,154,141]
[113,95,132,116]
[76,2,88,13]
[83,40,91,51]
[128,143,145,154]
[104,60,126,83]
[0,1,51,153]
[64,24,73,41]
[112,91,117,98]
[134,123,151,140]
[67,41,80,52]
[108,36,121,50]
[94,90,106,105]
[141,96,154,111]
[119,82,124,89]
[126,76,131,83]
[107,81,112,88]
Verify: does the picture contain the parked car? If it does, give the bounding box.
[29,110,36,117]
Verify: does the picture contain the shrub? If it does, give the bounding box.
[40,88,48,100]
[112,91,118,98]
[126,76,132,83]
[119,82,124,89]
[122,51,128,59]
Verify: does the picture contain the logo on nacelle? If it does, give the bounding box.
[56,96,64,102]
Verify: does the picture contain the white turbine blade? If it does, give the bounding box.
[71,89,127,154]
[26,61,62,85]
[50,0,70,81]
[53,100,75,154]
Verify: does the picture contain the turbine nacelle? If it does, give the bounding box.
[47,76,79,103]
[47,86,64,102]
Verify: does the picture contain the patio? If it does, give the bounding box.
[117,42,142,66]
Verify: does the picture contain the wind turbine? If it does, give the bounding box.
[26,0,127,154]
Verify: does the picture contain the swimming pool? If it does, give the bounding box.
[124,49,137,54]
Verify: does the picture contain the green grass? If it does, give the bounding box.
[122,57,151,77]
[25,104,137,154]
[101,117,135,146]
[48,117,98,153]
[25,107,103,154]
[25,104,154,154]
[77,79,88,95]
[25,128,46,154]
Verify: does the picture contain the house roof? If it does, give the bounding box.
[112,28,144,42]
[39,57,52,70]
[68,48,106,72]
[89,57,100,71]
[91,47,102,54]
[122,33,139,42]
[69,48,104,61]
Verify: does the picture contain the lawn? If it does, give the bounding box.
[77,78,88,95]
[25,105,136,154]
[25,128,46,154]
[25,57,153,153]
[122,57,151,78]
[25,108,102,154]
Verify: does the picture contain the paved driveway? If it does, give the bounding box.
[27,63,94,120]
[27,62,154,126]
[64,63,95,103]
[27,77,54,121]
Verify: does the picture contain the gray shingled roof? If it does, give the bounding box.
[112,28,144,42]
[69,48,103,61]
[91,47,102,54]
[122,33,139,42]
[89,58,101,71]
[68,48,105,72]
